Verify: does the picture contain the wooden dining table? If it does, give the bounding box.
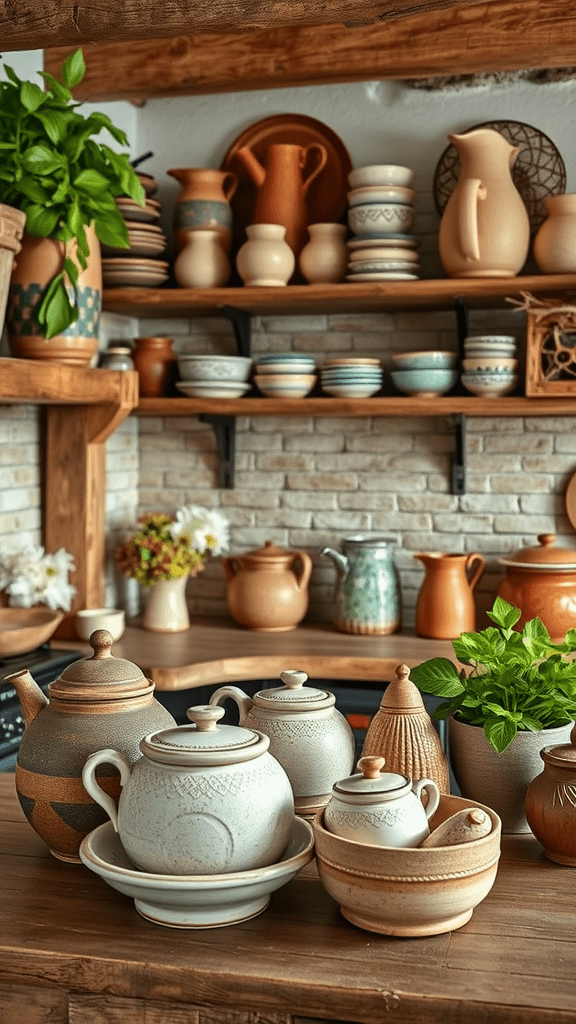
[2,771,576,1024]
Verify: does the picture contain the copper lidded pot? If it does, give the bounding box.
[497,533,576,641]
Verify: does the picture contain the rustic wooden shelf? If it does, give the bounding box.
[102,275,576,319]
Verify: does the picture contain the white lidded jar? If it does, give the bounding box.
[82,704,295,874]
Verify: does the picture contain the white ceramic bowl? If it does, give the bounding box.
[461,372,519,397]
[312,795,501,936]
[176,381,251,398]
[75,607,125,642]
[348,203,414,237]
[79,816,314,929]
[347,185,416,207]
[321,381,382,397]
[177,355,253,382]
[348,165,414,189]
[391,350,458,371]
[348,246,419,264]
[255,373,317,397]
[462,357,519,372]
[255,361,316,375]
[391,368,458,397]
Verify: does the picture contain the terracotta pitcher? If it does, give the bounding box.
[167,167,238,253]
[414,551,486,639]
[235,142,328,258]
[438,128,530,278]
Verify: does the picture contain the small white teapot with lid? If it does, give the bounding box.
[209,670,356,817]
[82,705,295,875]
[323,755,440,848]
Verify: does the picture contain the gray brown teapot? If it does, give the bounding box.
[8,629,176,863]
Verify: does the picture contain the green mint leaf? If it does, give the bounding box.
[20,80,46,113]
[24,204,60,236]
[486,596,521,630]
[35,274,77,339]
[409,658,464,697]
[21,144,64,176]
[61,49,86,89]
[484,717,518,753]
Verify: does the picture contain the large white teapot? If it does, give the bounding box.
[209,670,356,818]
[82,705,295,875]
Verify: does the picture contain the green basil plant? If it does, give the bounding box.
[409,596,576,752]
[0,48,144,338]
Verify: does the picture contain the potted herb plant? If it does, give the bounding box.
[409,596,576,833]
[0,47,144,361]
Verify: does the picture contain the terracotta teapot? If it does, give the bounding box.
[414,551,486,639]
[82,704,295,875]
[235,142,328,258]
[223,539,312,631]
[497,533,576,642]
[7,630,176,863]
[438,127,530,278]
[209,669,356,818]
[323,754,441,848]
[525,722,576,865]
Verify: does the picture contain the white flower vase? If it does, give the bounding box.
[142,577,190,633]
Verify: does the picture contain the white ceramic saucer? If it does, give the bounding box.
[176,381,251,398]
[79,816,314,928]
[346,271,420,281]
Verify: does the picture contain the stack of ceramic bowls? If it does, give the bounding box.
[254,353,317,398]
[320,358,383,397]
[390,350,459,397]
[346,165,419,281]
[176,354,253,398]
[460,335,519,397]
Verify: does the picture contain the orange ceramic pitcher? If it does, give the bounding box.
[414,552,486,639]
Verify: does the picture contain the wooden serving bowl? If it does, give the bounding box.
[312,794,501,937]
[0,607,64,657]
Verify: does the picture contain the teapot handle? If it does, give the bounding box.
[290,550,313,591]
[222,555,240,581]
[300,143,328,195]
[413,778,440,822]
[209,685,254,722]
[466,553,486,592]
[82,748,133,832]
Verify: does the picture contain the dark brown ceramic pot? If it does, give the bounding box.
[132,335,177,396]
[525,723,576,864]
[497,533,576,642]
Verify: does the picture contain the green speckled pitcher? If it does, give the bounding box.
[321,535,402,635]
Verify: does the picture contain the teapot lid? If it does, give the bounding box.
[49,629,153,701]
[238,540,301,563]
[332,756,409,803]
[140,705,270,766]
[499,533,576,570]
[253,669,336,711]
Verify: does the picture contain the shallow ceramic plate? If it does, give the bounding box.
[348,246,420,263]
[102,241,167,258]
[176,382,251,398]
[103,270,170,287]
[347,233,418,248]
[346,272,420,281]
[80,816,314,928]
[348,261,421,274]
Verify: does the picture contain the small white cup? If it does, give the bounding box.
[75,607,125,642]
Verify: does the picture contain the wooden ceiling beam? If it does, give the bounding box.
[43,0,576,102]
[0,0,506,53]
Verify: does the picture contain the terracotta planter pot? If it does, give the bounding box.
[448,715,573,834]
[7,224,102,365]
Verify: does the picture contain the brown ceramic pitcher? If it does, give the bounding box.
[414,551,486,639]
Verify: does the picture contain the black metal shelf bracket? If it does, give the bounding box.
[218,306,251,358]
[200,414,236,489]
[451,412,467,495]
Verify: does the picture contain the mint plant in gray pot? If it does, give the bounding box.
[410,597,576,833]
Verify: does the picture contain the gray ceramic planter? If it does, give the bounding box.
[448,715,573,834]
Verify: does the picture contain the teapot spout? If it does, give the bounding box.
[235,145,266,188]
[320,546,349,576]
[6,668,48,726]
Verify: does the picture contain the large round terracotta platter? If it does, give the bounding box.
[221,114,352,259]
[565,470,576,531]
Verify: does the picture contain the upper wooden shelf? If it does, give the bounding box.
[103,275,576,319]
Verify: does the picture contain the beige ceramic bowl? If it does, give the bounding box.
[348,165,414,189]
[462,357,519,372]
[0,607,64,657]
[347,185,416,207]
[348,202,414,236]
[75,607,125,642]
[313,794,501,937]
[254,373,317,397]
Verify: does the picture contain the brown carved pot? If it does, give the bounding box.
[223,540,312,631]
[497,533,576,642]
[7,224,102,365]
[525,724,576,864]
[9,630,176,863]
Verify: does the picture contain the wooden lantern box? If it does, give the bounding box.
[525,301,576,396]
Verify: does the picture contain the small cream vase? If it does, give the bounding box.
[299,223,348,283]
[236,223,295,286]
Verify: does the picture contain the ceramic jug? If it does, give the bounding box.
[7,630,176,863]
[525,722,576,865]
[173,228,231,288]
[533,193,576,274]
[223,540,312,631]
[438,128,530,278]
[82,704,295,875]
[132,335,177,397]
[235,142,328,259]
[167,167,238,253]
[323,754,441,848]
[414,551,485,639]
[320,534,401,635]
[209,669,356,818]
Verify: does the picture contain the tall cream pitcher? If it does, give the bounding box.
[438,128,530,278]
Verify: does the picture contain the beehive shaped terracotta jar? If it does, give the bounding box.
[361,664,450,793]
[7,630,176,863]
[525,723,576,865]
[223,539,312,631]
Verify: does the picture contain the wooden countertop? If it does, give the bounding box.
[2,773,576,1024]
[95,617,456,691]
